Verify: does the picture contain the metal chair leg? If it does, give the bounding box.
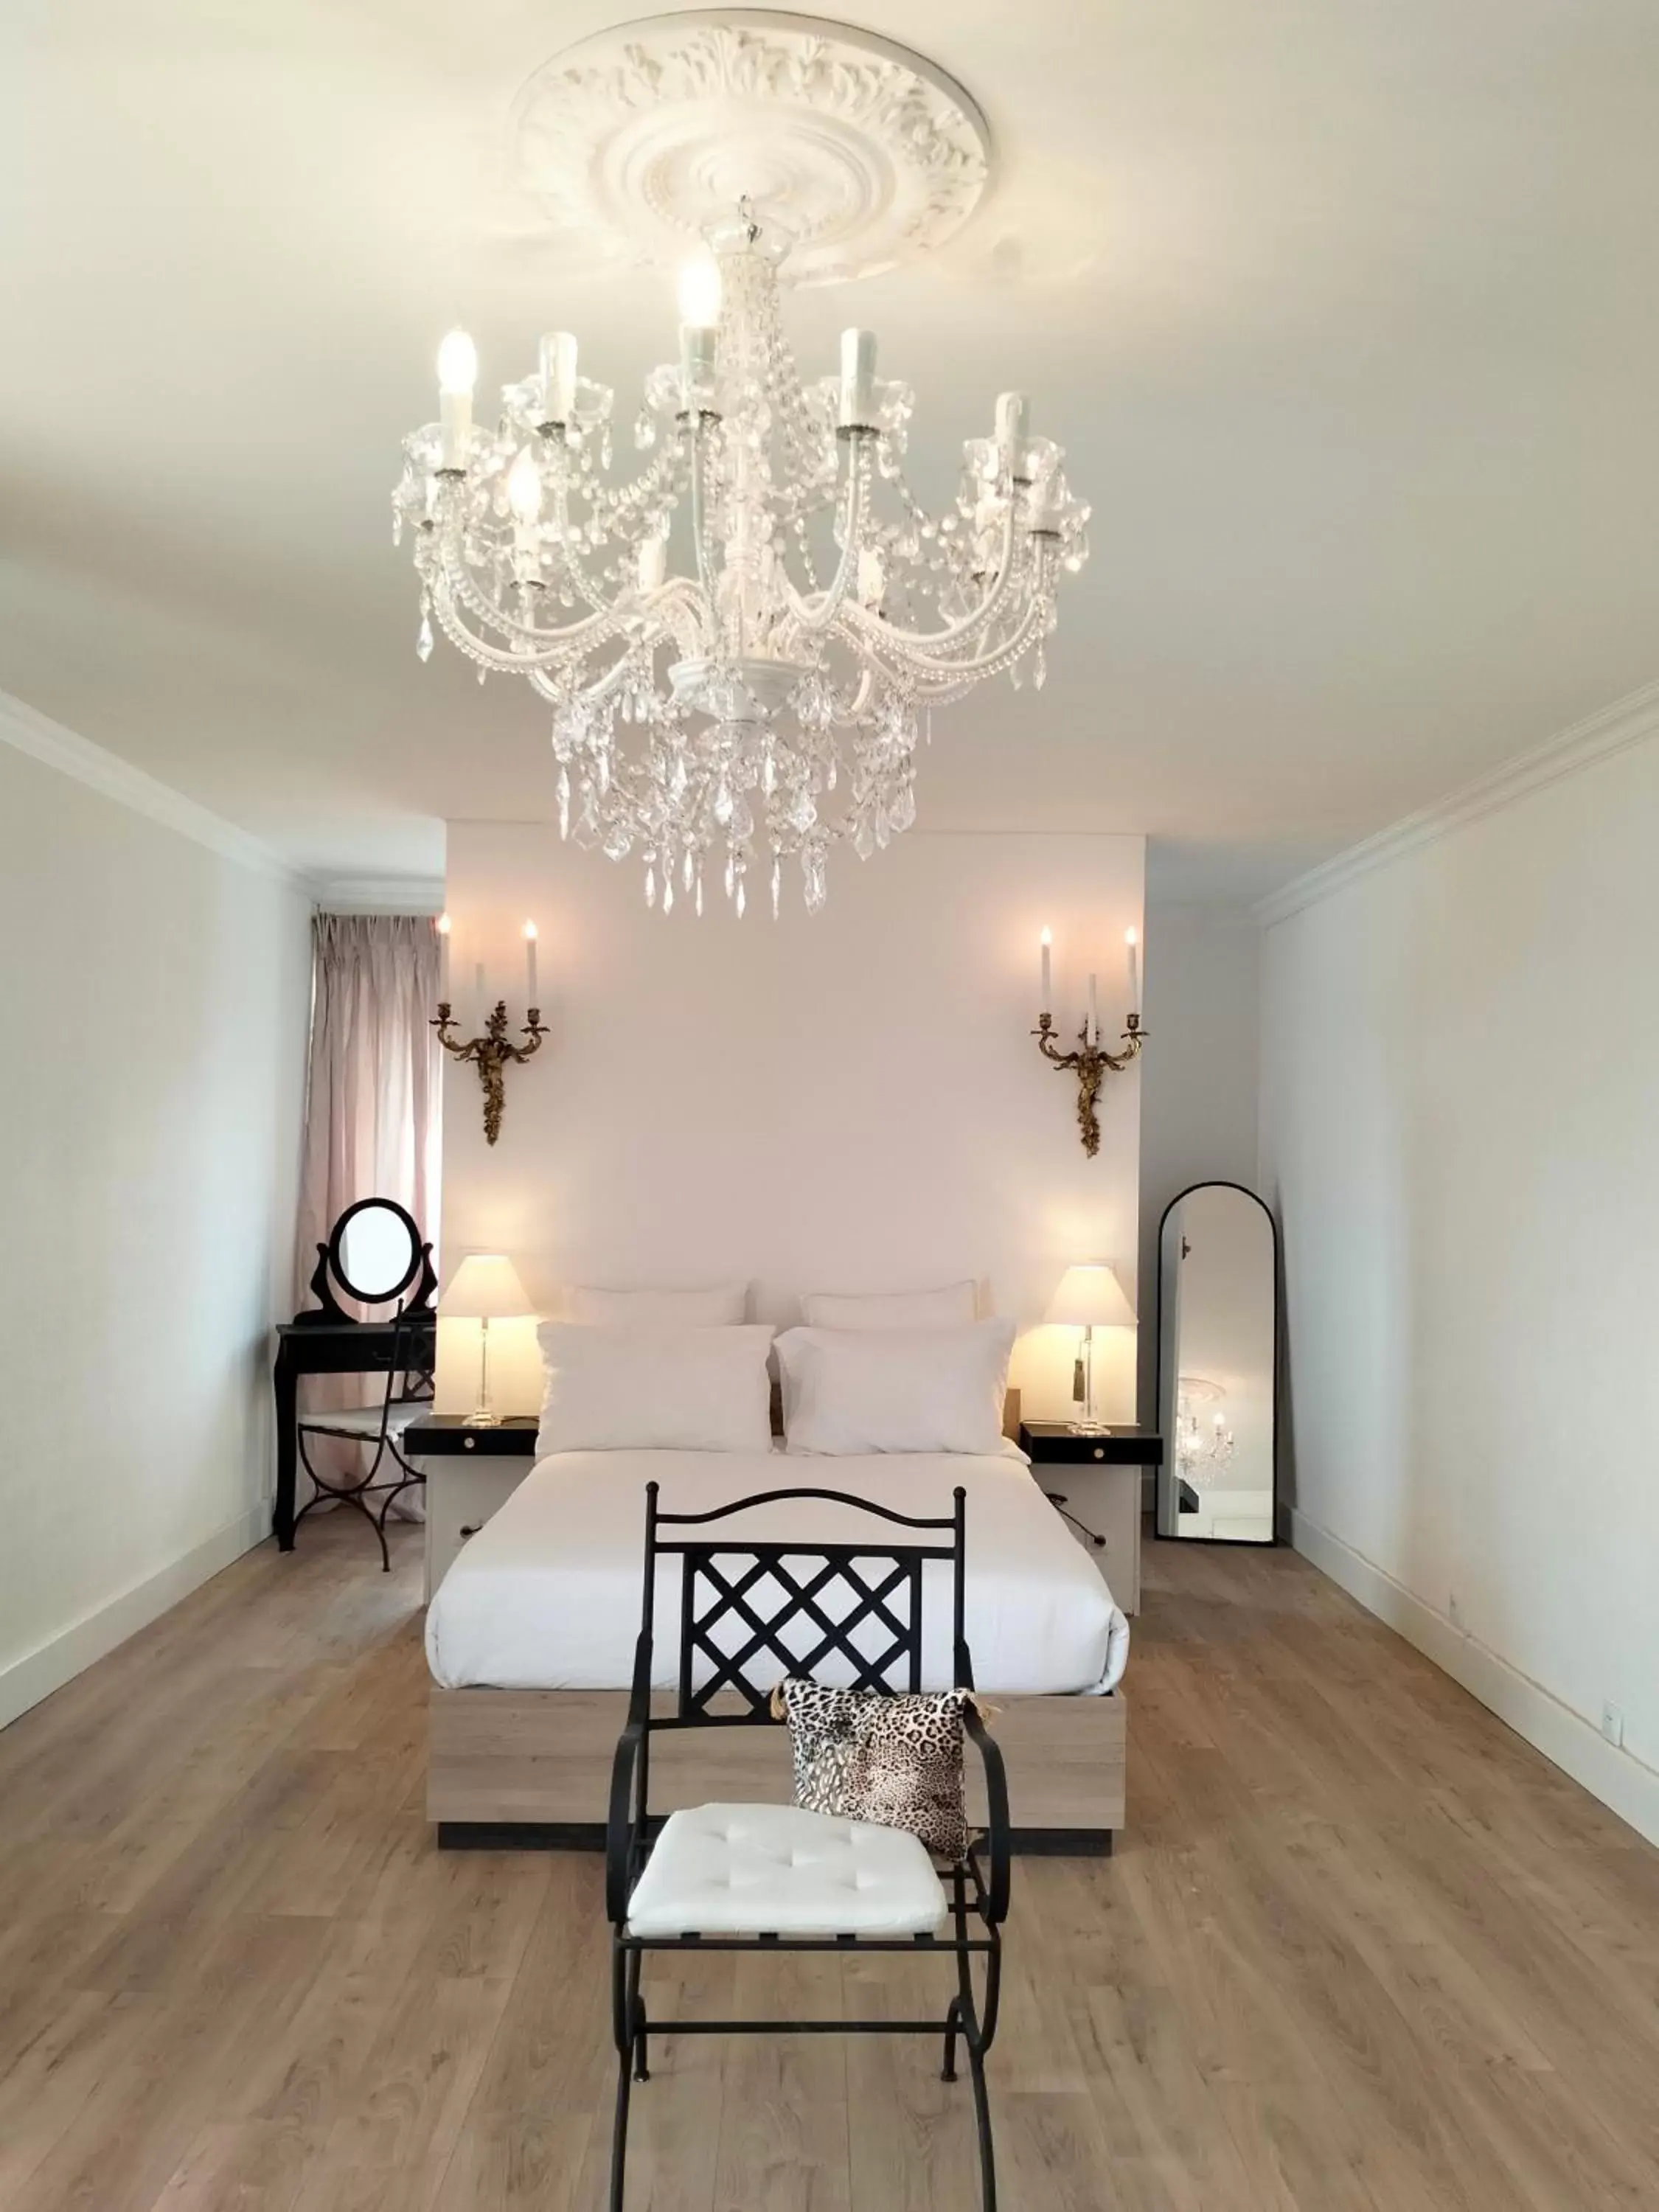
[608,2046,633,2212]
[942,1994,961,2083]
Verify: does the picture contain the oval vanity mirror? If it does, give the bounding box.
[333,1197,423,1306]
[1155,1182,1279,1544]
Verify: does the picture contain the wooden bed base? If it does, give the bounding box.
[428,1683,1126,1851]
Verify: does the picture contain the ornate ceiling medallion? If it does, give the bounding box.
[508,10,992,284]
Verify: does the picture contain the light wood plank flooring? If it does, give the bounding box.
[1,1517,1655,2211]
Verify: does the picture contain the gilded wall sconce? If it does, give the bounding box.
[1032,925,1147,1155]
[434,916,546,1144]
[432,1000,547,1145]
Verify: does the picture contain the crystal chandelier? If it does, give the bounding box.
[393,206,1089,917]
[1175,1378,1236,1488]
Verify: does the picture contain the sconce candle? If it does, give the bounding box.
[522,919,538,1008]
[1032,939,1148,1156]
[437,911,451,1001]
[1125,927,1140,1015]
[1039,926,1052,1019]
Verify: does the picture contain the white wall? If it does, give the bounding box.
[1135,905,1262,1420]
[0,727,311,1729]
[437,829,1145,1425]
[1259,712,1659,1843]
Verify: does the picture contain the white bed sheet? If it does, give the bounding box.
[425,1447,1130,1697]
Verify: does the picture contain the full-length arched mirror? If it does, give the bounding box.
[1155,1183,1279,1543]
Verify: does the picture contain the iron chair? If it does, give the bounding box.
[605,1480,1011,2212]
[293,1307,434,1571]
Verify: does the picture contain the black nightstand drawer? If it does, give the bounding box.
[404,1416,540,1457]
[1018,1423,1163,1465]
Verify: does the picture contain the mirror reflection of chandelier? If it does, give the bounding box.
[392,15,1091,917]
[1175,1376,1236,1487]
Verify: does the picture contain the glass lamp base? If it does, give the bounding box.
[1067,1418,1110,1435]
[463,1408,501,1427]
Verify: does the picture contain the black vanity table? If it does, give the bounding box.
[272,1197,438,1551]
[273,1315,436,1548]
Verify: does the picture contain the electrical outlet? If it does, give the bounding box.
[1601,1702,1624,1749]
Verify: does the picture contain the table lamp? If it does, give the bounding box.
[1046,1262,1135,1433]
[439,1253,532,1425]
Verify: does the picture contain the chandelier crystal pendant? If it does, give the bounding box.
[393,207,1089,915]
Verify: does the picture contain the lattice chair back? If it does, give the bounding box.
[637,1480,971,1729]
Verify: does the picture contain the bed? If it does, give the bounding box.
[426,1436,1130,1849]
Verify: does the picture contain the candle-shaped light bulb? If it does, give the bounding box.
[839,328,877,428]
[507,445,541,524]
[1124,925,1141,1015]
[437,328,476,470]
[676,253,722,329]
[437,911,451,1002]
[679,324,717,407]
[437,329,477,394]
[538,330,577,422]
[1039,925,1052,1019]
[522,919,538,1007]
[1088,971,1099,1046]
[637,533,667,592]
[995,391,1030,465]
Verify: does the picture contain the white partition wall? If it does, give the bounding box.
[437,828,1145,1425]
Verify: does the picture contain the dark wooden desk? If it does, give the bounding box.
[272,1315,437,1551]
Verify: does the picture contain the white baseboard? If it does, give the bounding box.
[0,1501,271,1734]
[1290,1510,1659,1848]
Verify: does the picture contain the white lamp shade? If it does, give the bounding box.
[1046,1263,1135,1329]
[439,1253,532,1321]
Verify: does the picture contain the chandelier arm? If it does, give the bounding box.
[426,584,611,676]
[433,521,633,656]
[838,501,1023,655]
[776,439,872,637]
[870,537,1053,677]
[823,552,1053,697]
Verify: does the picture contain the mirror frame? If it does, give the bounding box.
[306,1196,437,1321]
[1153,1180,1281,1547]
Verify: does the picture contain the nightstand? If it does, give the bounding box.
[1018,1422,1164,1614]
[405,1416,539,1599]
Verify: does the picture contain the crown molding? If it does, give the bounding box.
[0,686,305,887]
[314,877,445,915]
[1256,676,1659,930]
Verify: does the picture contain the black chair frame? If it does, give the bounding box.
[293,1308,434,1571]
[605,1480,1011,2212]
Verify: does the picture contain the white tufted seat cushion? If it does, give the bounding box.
[625,1803,949,1938]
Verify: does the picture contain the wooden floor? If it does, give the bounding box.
[1,1523,1656,2212]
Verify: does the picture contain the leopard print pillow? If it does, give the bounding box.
[773,1679,971,1860]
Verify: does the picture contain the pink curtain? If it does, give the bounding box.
[295,913,442,1307]
[294,914,442,1509]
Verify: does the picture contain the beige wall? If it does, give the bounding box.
[435,829,1146,1425]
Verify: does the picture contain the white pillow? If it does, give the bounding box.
[537,1323,774,1454]
[568,1282,748,1326]
[800,1281,978,1330]
[776,1320,1016,1456]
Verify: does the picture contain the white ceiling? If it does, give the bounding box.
[3,1,1657,902]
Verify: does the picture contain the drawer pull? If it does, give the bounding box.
[463,1435,476,1450]
[1093,1447,1105,1460]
